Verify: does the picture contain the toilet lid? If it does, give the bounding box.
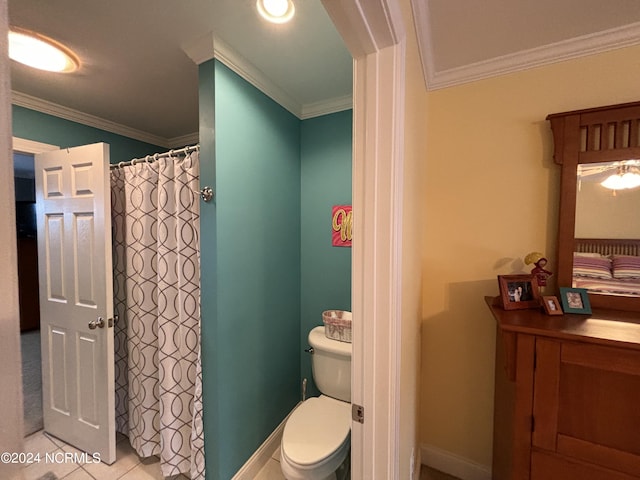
[282,396,351,466]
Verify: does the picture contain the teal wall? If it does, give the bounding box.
[13,60,353,480]
[300,111,353,395]
[12,105,164,163]
[199,61,353,478]
[200,60,302,479]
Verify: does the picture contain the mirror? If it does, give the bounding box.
[576,160,640,240]
[573,160,640,298]
[548,101,640,312]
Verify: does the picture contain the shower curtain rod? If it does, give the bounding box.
[110,144,200,170]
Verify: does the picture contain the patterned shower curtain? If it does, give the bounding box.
[110,150,205,479]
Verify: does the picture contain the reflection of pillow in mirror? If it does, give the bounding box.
[573,253,612,278]
[575,251,608,258]
[612,255,640,279]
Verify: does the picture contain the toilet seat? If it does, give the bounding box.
[281,395,351,479]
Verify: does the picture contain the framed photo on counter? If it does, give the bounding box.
[542,295,563,315]
[498,274,540,310]
[559,287,592,314]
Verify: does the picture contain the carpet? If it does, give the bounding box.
[21,330,43,436]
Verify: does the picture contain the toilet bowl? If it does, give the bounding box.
[280,326,352,480]
[280,395,351,480]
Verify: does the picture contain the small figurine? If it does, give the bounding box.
[524,251,553,288]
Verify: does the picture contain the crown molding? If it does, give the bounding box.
[167,132,200,149]
[13,33,353,146]
[410,0,433,92]
[183,32,352,120]
[183,33,301,117]
[300,94,353,119]
[411,2,640,91]
[10,91,185,148]
[181,31,217,66]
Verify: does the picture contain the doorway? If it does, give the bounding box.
[14,139,205,478]
[14,152,44,436]
[13,139,58,439]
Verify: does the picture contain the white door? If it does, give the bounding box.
[35,143,115,464]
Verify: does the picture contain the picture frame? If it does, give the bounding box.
[497,274,541,310]
[542,295,563,316]
[559,287,592,314]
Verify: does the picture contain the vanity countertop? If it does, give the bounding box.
[485,295,640,350]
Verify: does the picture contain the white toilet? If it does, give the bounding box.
[280,326,352,480]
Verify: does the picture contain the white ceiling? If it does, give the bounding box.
[416,0,640,89]
[9,0,640,148]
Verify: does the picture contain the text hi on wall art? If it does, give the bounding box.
[332,205,352,247]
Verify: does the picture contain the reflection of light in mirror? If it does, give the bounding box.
[575,161,640,239]
[601,166,640,190]
[578,159,640,191]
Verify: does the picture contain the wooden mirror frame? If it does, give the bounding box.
[547,101,640,312]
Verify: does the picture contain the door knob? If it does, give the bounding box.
[88,317,105,329]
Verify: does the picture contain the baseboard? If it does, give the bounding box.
[414,446,422,480]
[232,403,300,480]
[420,444,491,480]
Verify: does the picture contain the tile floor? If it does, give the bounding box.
[251,444,461,480]
[22,430,286,480]
[22,430,189,480]
[253,445,286,480]
[21,429,461,480]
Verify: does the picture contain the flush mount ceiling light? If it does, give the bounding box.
[8,27,79,73]
[256,0,295,24]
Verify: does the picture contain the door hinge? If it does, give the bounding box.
[352,404,364,424]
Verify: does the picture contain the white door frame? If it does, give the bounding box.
[322,1,406,478]
[0,5,25,477]
[13,137,60,155]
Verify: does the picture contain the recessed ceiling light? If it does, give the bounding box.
[8,27,79,73]
[256,0,295,24]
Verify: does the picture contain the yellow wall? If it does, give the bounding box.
[417,42,640,468]
[399,0,429,477]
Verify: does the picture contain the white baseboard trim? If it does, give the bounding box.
[420,444,491,480]
[232,403,300,480]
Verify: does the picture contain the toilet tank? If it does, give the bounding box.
[309,326,351,402]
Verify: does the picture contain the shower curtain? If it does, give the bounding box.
[110,149,205,479]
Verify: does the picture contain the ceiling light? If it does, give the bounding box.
[8,28,79,73]
[257,0,295,24]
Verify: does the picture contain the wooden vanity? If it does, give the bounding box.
[487,296,640,480]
